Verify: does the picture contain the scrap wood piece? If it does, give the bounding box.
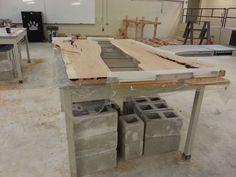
[111,80,180,90]
[58,40,110,80]
[54,40,81,53]
[111,77,230,90]
[185,77,230,86]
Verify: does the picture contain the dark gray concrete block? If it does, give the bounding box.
[146,96,163,103]
[144,135,181,155]
[72,99,115,116]
[75,131,117,157]
[134,102,156,117]
[119,114,144,143]
[120,141,143,160]
[76,149,117,176]
[141,110,183,137]
[123,96,166,115]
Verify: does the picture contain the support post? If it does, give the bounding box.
[24,32,31,63]
[13,42,23,83]
[153,17,158,40]
[140,16,145,40]
[183,87,205,160]
[135,17,139,40]
[60,88,77,177]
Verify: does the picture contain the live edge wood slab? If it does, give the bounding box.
[54,38,230,88]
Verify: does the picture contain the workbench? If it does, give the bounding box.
[0,28,31,83]
[54,38,230,177]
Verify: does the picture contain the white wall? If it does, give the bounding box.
[50,0,185,39]
[200,0,236,27]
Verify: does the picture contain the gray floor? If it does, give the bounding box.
[0,43,236,177]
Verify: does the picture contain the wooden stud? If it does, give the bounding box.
[135,17,139,40]
[140,16,145,40]
[153,17,158,40]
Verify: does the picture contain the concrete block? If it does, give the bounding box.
[123,98,135,115]
[119,114,144,142]
[120,141,143,160]
[72,99,115,115]
[141,110,183,137]
[144,135,181,155]
[146,96,163,103]
[134,102,156,116]
[77,149,117,176]
[75,131,117,157]
[73,106,118,138]
[123,96,166,115]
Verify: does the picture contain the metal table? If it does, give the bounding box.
[53,47,224,177]
[0,28,31,83]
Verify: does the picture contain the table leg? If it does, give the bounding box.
[13,43,23,83]
[183,87,205,160]
[60,88,77,177]
[25,35,31,63]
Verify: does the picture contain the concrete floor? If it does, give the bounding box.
[0,43,236,177]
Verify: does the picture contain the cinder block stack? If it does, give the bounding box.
[124,96,183,156]
[118,114,144,160]
[72,99,118,176]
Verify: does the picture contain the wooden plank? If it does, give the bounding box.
[111,40,186,71]
[111,77,230,90]
[186,77,230,86]
[57,40,110,79]
[115,39,213,68]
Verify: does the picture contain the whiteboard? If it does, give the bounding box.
[0,0,95,24]
[0,0,46,23]
[45,0,95,24]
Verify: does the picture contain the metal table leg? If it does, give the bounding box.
[60,88,77,177]
[25,35,31,63]
[13,43,23,83]
[183,87,205,160]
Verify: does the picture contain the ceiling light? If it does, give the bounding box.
[22,0,33,2]
[27,1,35,4]
[72,2,81,6]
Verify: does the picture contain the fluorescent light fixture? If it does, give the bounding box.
[22,0,33,2]
[27,1,35,4]
[72,2,81,6]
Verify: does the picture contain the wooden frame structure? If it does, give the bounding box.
[119,16,161,40]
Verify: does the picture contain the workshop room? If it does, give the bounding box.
[0,0,236,177]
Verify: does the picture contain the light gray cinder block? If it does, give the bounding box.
[77,149,117,176]
[119,114,144,142]
[75,131,117,157]
[141,110,183,137]
[118,114,144,160]
[73,106,118,138]
[121,141,143,160]
[144,135,181,155]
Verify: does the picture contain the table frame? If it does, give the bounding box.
[0,28,31,83]
[60,84,205,177]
